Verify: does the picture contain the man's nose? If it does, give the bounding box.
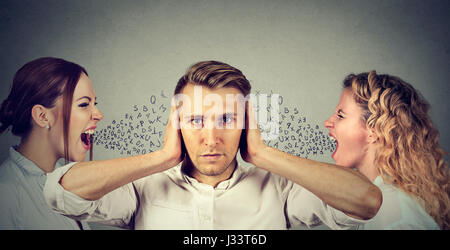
[202,126,220,146]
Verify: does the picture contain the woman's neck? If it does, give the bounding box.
[17,130,58,174]
[356,146,379,182]
[357,163,379,182]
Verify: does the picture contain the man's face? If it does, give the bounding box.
[177,83,245,182]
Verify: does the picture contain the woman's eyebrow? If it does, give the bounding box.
[76,96,97,102]
[337,109,346,115]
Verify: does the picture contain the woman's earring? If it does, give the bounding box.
[45,124,50,129]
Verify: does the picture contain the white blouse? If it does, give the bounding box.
[0,147,89,229]
[357,176,439,230]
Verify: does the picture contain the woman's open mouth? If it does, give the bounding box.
[81,129,95,150]
[329,134,338,159]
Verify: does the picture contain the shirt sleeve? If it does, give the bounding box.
[278,177,370,229]
[43,162,139,229]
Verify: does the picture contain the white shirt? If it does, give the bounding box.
[0,147,89,230]
[44,161,367,230]
[357,176,439,230]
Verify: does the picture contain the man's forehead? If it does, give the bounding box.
[178,101,245,115]
[176,84,247,113]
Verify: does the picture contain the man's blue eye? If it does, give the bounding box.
[191,118,203,124]
[223,116,234,123]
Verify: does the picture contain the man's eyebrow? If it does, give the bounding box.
[183,114,203,119]
[183,113,237,119]
[337,109,346,115]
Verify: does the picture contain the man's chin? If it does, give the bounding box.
[183,156,237,178]
[195,163,228,177]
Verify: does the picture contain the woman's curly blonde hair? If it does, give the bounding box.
[343,71,449,229]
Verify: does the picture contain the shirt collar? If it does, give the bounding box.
[9,146,46,176]
[373,175,384,187]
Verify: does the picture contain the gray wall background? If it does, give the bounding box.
[0,0,449,230]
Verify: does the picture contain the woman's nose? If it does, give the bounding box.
[92,106,104,121]
[324,115,334,129]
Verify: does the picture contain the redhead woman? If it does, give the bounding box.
[0,57,103,229]
[325,71,449,229]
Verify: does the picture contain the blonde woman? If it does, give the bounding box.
[325,71,449,229]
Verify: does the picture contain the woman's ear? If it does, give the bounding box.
[31,104,52,129]
[367,128,378,144]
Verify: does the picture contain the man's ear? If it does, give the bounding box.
[180,132,187,161]
[239,127,246,150]
[239,101,249,151]
[31,104,52,129]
